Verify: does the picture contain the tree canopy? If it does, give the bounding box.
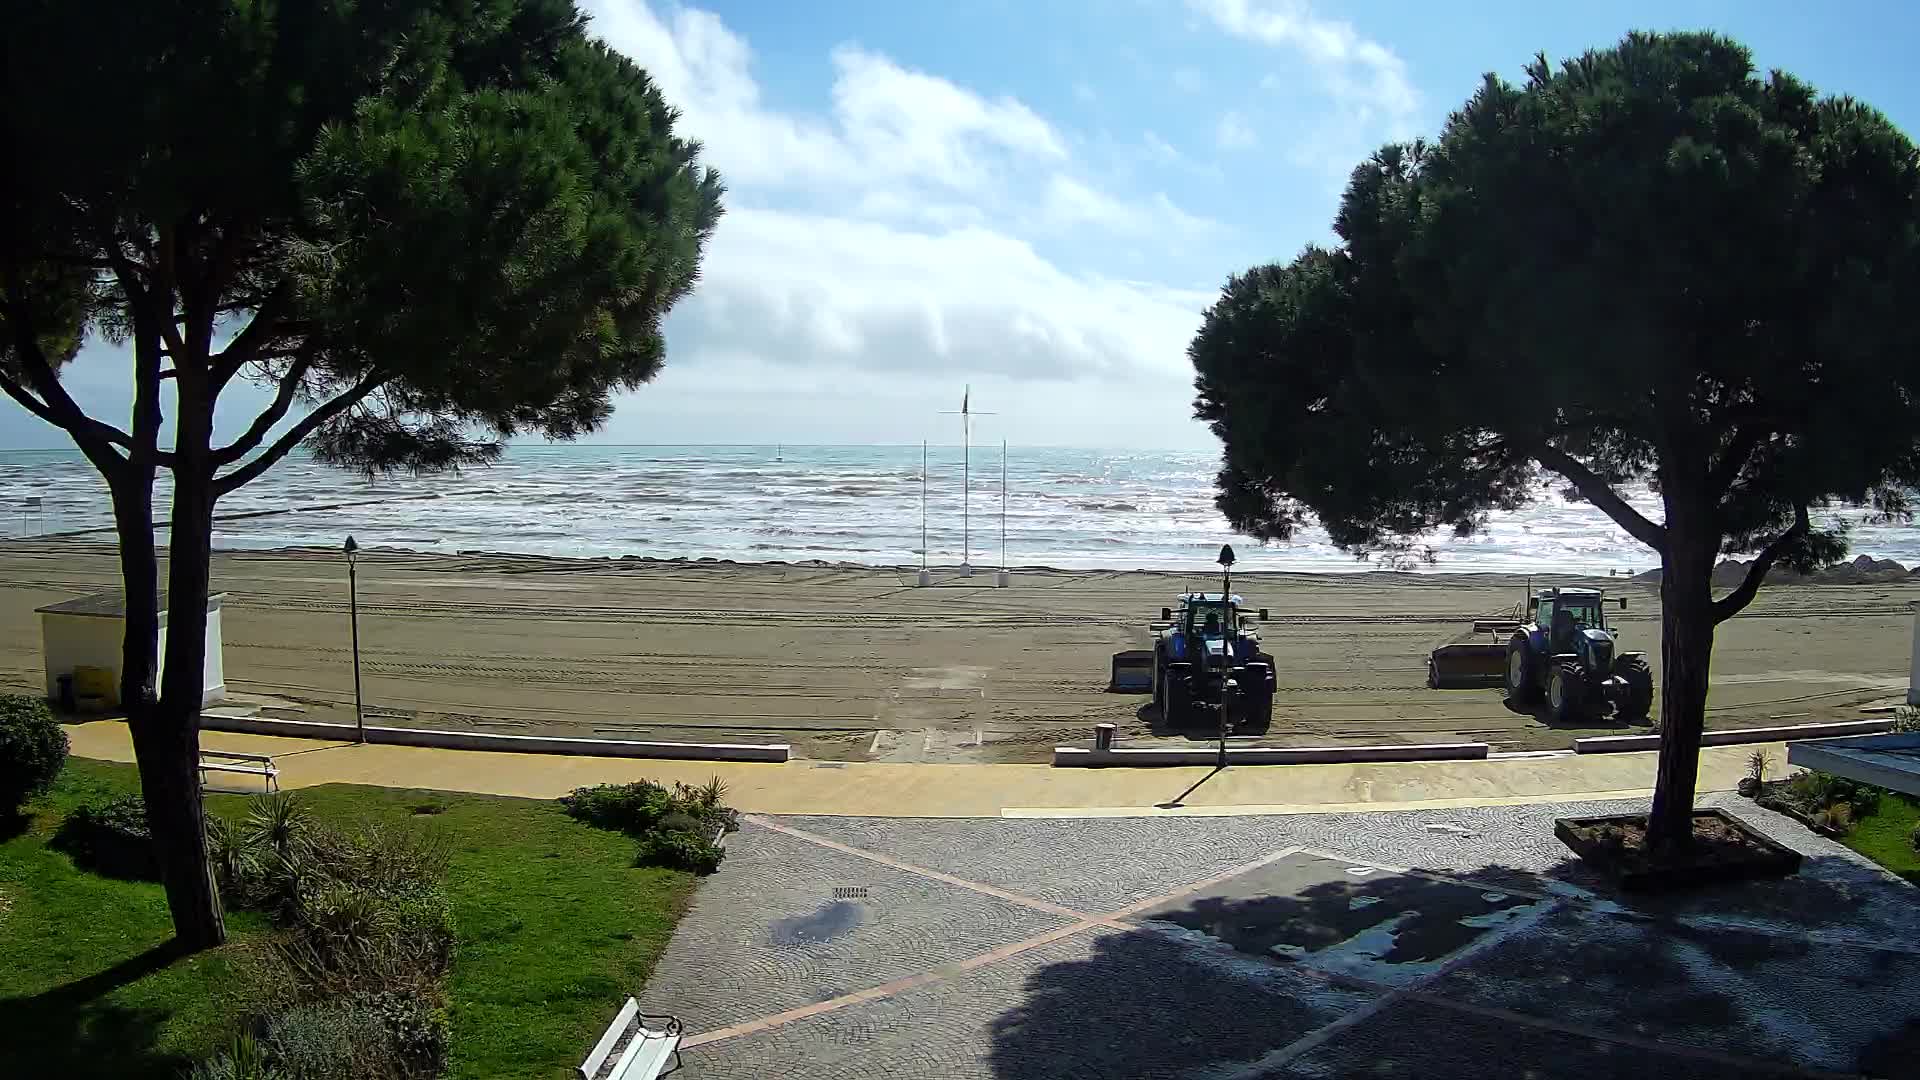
[1191,30,1920,845]
[0,0,722,945]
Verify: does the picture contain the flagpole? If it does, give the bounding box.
[962,397,971,575]
[1000,440,1007,571]
[921,441,928,572]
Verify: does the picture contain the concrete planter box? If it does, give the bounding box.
[1053,742,1489,767]
[1554,809,1802,890]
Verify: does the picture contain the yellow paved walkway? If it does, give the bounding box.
[66,720,1778,817]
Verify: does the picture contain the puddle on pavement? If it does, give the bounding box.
[771,899,865,945]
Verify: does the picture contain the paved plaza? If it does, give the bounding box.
[642,794,1920,1079]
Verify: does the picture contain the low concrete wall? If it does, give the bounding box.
[1573,718,1894,755]
[1053,742,1489,767]
[200,713,790,763]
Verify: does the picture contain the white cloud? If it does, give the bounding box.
[1171,66,1207,93]
[592,3,1064,195]
[691,208,1208,382]
[1215,111,1258,149]
[573,0,1217,420]
[1193,0,1417,127]
[1039,176,1218,240]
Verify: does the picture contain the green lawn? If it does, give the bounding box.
[0,758,699,1079]
[1842,790,1920,886]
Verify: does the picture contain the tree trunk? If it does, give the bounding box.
[147,395,226,949]
[1646,528,1717,850]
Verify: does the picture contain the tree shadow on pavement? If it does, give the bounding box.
[987,851,1920,1080]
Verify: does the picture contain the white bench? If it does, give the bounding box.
[198,750,279,793]
[580,997,682,1080]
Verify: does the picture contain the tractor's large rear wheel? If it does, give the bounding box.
[1242,659,1275,730]
[1616,656,1654,723]
[1506,636,1541,703]
[1548,659,1587,724]
[1166,676,1192,727]
[1152,644,1167,716]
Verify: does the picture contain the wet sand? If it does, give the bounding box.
[0,542,1910,762]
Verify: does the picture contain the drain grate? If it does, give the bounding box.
[832,886,869,899]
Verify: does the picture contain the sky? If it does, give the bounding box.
[9,0,1920,451]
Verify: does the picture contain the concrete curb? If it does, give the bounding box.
[1573,719,1893,755]
[199,713,791,763]
[1052,742,1489,767]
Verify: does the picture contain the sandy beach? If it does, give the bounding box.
[0,541,1910,762]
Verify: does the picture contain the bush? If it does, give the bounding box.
[0,694,67,814]
[246,993,446,1080]
[559,780,675,834]
[1911,821,1920,854]
[190,1032,287,1080]
[51,794,158,879]
[563,778,736,874]
[1787,771,1883,820]
[636,826,726,874]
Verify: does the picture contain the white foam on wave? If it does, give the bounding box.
[2,445,1913,574]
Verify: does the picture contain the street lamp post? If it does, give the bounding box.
[1217,543,1236,770]
[344,535,365,744]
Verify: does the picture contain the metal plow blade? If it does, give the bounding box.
[1426,643,1508,689]
[1109,650,1155,693]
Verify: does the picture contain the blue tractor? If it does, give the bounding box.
[1143,591,1276,729]
[1504,587,1653,723]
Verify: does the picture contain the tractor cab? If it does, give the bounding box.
[1161,593,1266,663]
[1535,588,1609,654]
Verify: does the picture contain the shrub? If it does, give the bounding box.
[565,778,736,873]
[1746,750,1770,784]
[0,694,67,814]
[273,823,455,996]
[1813,801,1854,833]
[51,794,158,879]
[253,993,446,1080]
[636,826,725,874]
[190,1032,287,1080]
[559,780,674,834]
[1787,771,1883,820]
[1894,705,1920,734]
[1911,821,1920,854]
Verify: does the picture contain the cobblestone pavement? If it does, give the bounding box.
[640,793,1920,1079]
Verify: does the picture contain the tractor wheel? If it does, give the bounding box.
[1244,690,1274,730]
[1166,677,1192,727]
[1152,644,1167,716]
[1505,635,1541,703]
[1616,656,1654,723]
[1427,660,1443,690]
[1548,659,1587,724]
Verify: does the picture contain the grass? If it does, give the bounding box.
[1840,790,1920,886]
[0,758,699,1079]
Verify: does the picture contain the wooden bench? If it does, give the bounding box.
[580,997,681,1080]
[198,750,279,793]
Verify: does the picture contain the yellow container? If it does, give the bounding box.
[72,665,118,708]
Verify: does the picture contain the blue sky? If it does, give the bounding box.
[9,0,1920,451]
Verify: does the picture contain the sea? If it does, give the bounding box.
[0,444,1913,574]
